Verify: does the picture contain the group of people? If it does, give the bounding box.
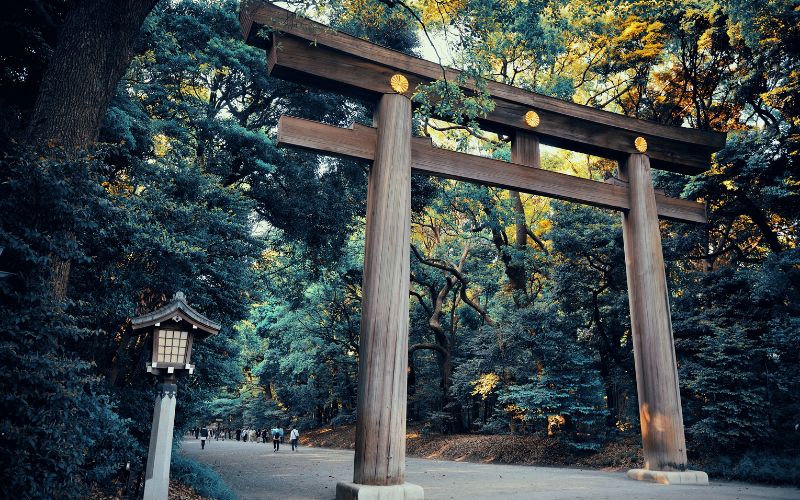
[190,425,300,452]
[266,426,300,452]
[191,426,227,441]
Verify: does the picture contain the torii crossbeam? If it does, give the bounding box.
[241,2,723,497]
[276,116,708,223]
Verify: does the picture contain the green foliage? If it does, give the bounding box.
[703,452,800,486]
[125,0,369,267]
[413,77,496,136]
[243,236,365,429]
[681,323,771,450]
[0,149,139,498]
[171,454,237,500]
[328,0,420,55]
[672,254,800,454]
[496,302,611,451]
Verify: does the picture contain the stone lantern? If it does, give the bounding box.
[132,291,220,500]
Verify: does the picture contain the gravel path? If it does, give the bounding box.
[181,438,798,500]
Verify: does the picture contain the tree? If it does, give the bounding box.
[27,0,159,148]
[547,201,634,429]
[0,150,136,498]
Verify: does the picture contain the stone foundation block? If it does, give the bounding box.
[627,469,709,485]
[336,481,424,500]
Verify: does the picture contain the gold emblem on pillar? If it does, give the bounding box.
[634,136,648,153]
[389,74,409,94]
[524,110,540,128]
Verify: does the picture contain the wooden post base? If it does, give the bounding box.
[336,481,425,500]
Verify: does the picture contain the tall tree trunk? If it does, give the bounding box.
[28,0,159,148]
[439,351,467,433]
[28,0,159,299]
[509,191,529,300]
[411,241,496,432]
[504,131,542,305]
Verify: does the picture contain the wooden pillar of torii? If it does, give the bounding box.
[349,93,417,495]
[620,154,707,482]
[241,2,725,496]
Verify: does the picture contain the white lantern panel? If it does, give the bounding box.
[156,329,190,364]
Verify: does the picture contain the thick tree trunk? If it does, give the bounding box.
[27,0,159,148]
[410,243,482,433]
[28,0,158,300]
[506,193,529,300]
[439,353,466,433]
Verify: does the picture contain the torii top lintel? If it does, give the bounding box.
[240,1,726,175]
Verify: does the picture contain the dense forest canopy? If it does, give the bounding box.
[0,0,798,496]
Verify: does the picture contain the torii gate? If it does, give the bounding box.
[241,2,725,498]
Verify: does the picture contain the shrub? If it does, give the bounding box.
[704,452,800,486]
[0,149,137,498]
[329,411,356,428]
[171,454,237,500]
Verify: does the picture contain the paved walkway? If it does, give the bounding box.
[181,438,798,500]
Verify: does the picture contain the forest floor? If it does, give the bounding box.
[301,425,644,471]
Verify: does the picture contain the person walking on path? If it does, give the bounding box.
[200,427,208,450]
[290,427,299,451]
[271,426,281,452]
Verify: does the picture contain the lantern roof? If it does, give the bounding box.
[132,291,221,338]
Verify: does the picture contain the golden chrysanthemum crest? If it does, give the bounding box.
[524,110,540,128]
[390,74,409,94]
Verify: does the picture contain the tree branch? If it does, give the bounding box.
[409,342,448,358]
[525,226,549,254]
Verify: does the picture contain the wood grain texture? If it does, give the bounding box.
[620,154,688,472]
[512,130,541,169]
[241,1,726,174]
[276,116,707,223]
[352,94,411,486]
